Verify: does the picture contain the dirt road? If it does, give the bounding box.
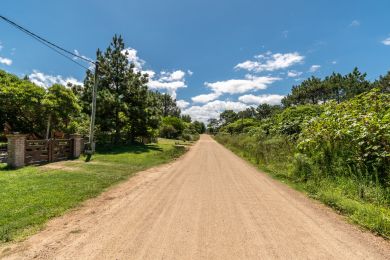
[1,135,389,259]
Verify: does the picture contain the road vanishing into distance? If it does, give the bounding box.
[1,135,389,259]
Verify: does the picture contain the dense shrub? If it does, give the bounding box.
[297,89,390,184]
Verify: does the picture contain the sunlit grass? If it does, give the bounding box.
[0,140,186,243]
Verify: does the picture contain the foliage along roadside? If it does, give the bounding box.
[209,69,390,238]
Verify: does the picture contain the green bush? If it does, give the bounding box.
[297,89,390,184]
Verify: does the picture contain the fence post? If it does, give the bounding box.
[6,134,27,168]
[70,134,82,159]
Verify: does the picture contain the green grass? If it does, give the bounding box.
[215,136,390,239]
[0,139,187,243]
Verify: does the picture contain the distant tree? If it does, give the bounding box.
[192,121,206,134]
[343,67,370,99]
[181,114,192,123]
[219,110,238,126]
[159,116,185,139]
[237,107,256,119]
[373,71,390,93]
[207,118,220,134]
[159,93,181,117]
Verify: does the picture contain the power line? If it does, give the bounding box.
[0,14,95,70]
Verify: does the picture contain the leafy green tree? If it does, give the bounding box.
[219,110,238,126]
[373,71,390,93]
[42,84,81,136]
[256,104,281,120]
[343,67,371,99]
[237,107,256,119]
[159,116,186,139]
[181,114,192,123]
[207,118,219,134]
[159,93,181,117]
[192,121,206,134]
[0,70,46,136]
[82,35,155,143]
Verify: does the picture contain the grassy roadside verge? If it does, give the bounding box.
[214,136,390,239]
[0,139,187,243]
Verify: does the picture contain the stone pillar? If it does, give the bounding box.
[6,134,27,168]
[70,134,82,159]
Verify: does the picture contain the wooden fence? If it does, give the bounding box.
[25,139,73,165]
[0,143,7,163]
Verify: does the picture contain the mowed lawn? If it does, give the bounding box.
[0,139,187,243]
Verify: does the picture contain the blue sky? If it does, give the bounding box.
[1,0,390,121]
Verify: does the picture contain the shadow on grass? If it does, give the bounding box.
[96,143,163,155]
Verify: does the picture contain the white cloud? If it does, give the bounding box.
[238,94,285,105]
[116,47,189,99]
[382,37,390,46]
[191,92,221,103]
[205,75,280,95]
[121,48,145,69]
[176,100,190,109]
[287,70,302,77]
[182,100,248,123]
[29,70,83,88]
[148,70,188,99]
[159,70,185,81]
[187,70,193,76]
[331,60,337,65]
[309,65,321,72]
[235,52,304,72]
[0,57,12,66]
[142,70,156,78]
[349,20,360,27]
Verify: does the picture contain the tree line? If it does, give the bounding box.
[210,68,390,187]
[0,35,205,143]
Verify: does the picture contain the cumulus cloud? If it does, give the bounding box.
[191,92,221,103]
[235,52,304,72]
[0,57,12,66]
[148,70,188,99]
[238,94,285,105]
[29,70,83,88]
[121,48,145,69]
[349,20,360,27]
[116,47,190,99]
[182,100,248,123]
[287,70,302,77]
[205,75,280,95]
[309,65,321,72]
[176,99,190,109]
[382,37,390,46]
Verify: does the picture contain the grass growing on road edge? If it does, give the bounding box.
[0,139,187,243]
[214,135,390,239]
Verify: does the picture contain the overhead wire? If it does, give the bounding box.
[0,14,95,70]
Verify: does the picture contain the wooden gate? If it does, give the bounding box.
[25,139,73,165]
[50,139,72,162]
[0,144,7,163]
